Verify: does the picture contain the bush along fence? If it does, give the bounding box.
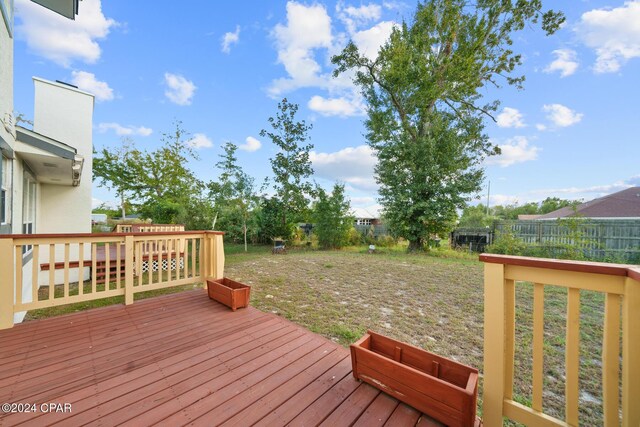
[490,219,640,263]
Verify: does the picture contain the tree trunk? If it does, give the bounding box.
[243,221,248,252]
[407,238,425,252]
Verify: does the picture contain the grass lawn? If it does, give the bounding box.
[23,242,608,424]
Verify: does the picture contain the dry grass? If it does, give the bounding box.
[226,246,610,425]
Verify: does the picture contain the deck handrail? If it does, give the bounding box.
[0,231,225,329]
[480,253,639,427]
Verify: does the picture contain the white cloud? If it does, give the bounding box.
[576,1,640,73]
[337,3,382,33]
[535,123,547,131]
[187,133,213,149]
[486,136,540,167]
[352,21,396,60]
[310,145,378,191]
[489,194,521,206]
[496,107,525,128]
[15,0,117,67]
[533,175,640,196]
[164,73,196,106]
[221,25,240,54]
[308,95,364,117]
[98,123,152,137]
[70,71,113,101]
[269,2,333,96]
[239,136,262,152]
[350,196,376,206]
[544,49,579,77]
[542,104,583,127]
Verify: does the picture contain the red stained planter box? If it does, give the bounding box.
[206,278,251,311]
[350,330,479,427]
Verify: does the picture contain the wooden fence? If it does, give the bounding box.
[481,254,640,426]
[494,219,640,262]
[0,230,224,329]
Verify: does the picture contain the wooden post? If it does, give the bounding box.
[124,235,134,305]
[483,262,506,427]
[201,233,209,281]
[0,238,15,329]
[622,276,640,426]
[213,234,225,280]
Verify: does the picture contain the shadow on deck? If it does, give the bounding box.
[0,290,443,426]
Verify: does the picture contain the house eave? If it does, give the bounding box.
[15,126,83,186]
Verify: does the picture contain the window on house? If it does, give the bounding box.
[356,219,371,226]
[1,155,10,224]
[22,171,36,253]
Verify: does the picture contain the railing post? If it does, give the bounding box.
[213,234,225,279]
[124,235,134,305]
[483,262,507,427]
[622,276,640,426]
[0,238,15,329]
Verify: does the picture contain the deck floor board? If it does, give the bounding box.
[0,290,438,427]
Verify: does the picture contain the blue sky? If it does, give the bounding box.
[11,0,640,213]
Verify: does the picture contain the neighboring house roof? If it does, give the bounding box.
[518,214,542,220]
[352,206,381,219]
[537,187,640,219]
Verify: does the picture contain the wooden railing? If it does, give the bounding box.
[0,231,224,329]
[481,254,639,427]
[114,224,185,233]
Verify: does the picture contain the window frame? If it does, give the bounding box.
[1,155,10,225]
[22,169,36,254]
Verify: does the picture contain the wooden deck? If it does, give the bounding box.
[0,290,444,427]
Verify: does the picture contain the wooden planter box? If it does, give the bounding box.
[206,278,251,311]
[350,331,479,427]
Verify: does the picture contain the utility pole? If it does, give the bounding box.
[486,181,491,216]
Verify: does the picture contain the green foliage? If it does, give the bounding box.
[312,183,354,249]
[486,230,527,255]
[540,197,577,215]
[93,122,214,230]
[332,1,564,252]
[93,137,137,218]
[139,200,186,224]
[257,197,294,243]
[208,142,259,250]
[458,204,496,227]
[260,98,314,231]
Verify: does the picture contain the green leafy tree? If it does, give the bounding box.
[313,183,354,249]
[540,197,578,214]
[260,98,314,238]
[332,1,564,251]
[257,197,292,243]
[93,137,136,218]
[208,142,258,250]
[93,122,213,229]
[128,122,204,207]
[458,204,496,228]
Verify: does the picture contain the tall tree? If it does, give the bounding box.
[313,183,353,249]
[127,121,203,206]
[260,98,314,237]
[93,137,136,218]
[208,142,258,251]
[332,1,564,251]
[93,121,211,228]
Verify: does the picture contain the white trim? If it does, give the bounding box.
[33,77,96,100]
[0,0,13,38]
